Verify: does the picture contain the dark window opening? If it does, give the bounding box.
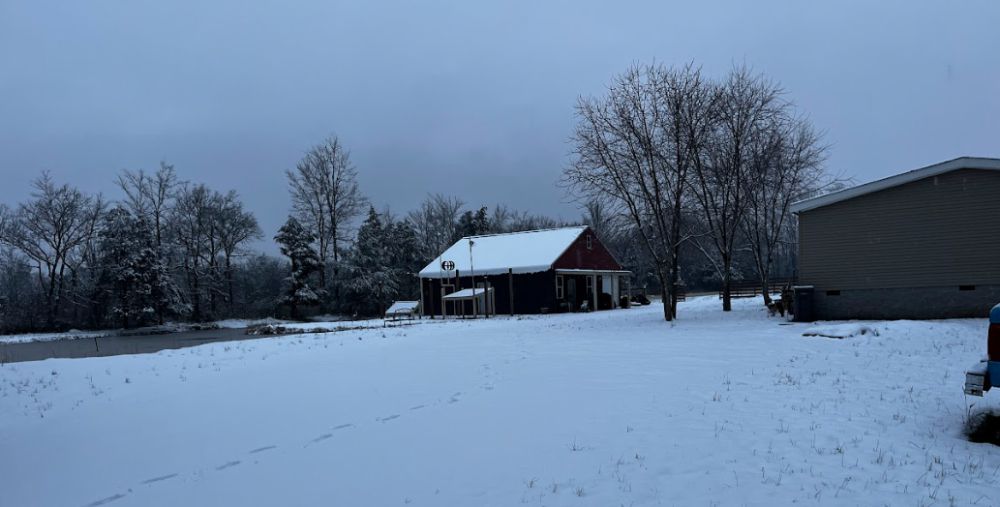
[586,235,593,250]
[960,285,976,291]
[825,290,840,296]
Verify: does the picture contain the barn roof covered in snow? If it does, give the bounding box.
[790,156,1000,213]
[418,226,590,277]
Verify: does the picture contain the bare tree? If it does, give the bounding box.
[581,199,617,241]
[170,183,217,320]
[215,191,261,311]
[740,116,827,303]
[286,136,365,305]
[505,212,562,232]
[407,193,464,262]
[116,162,178,249]
[490,204,515,233]
[687,65,783,311]
[566,63,712,321]
[0,173,104,326]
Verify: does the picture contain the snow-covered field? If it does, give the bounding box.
[0,316,383,344]
[0,329,109,345]
[1,296,998,506]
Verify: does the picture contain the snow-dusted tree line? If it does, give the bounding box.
[0,165,267,331]
[279,137,579,318]
[0,140,580,331]
[0,63,832,331]
[565,63,835,321]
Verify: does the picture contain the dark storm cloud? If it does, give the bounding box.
[2,0,998,251]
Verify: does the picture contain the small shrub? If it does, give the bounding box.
[965,410,1000,446]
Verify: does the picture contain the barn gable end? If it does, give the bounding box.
[552,228,623,271]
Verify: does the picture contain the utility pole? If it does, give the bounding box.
[469,238,477,318]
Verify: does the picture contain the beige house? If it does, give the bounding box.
[791,157,1000,320]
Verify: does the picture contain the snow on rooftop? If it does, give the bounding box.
[385,301,420,315]
[441,287,494,300]
[790,156,1000,213]
[418,226,587,277]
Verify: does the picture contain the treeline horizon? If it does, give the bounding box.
[0,61,830,332]
[0,160,596,333]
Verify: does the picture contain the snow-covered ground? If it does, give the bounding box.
[0,329,109,344]
[0,316,382,344]
[1,296,997,506]
[211,318,289,329]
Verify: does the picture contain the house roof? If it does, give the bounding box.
[418,226,589,278]
[790,156,1000,213]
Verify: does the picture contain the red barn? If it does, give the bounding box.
[418,226,630,316]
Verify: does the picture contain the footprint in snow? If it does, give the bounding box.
[215,461,241,471]
[310,434,333,444]
[249,445,276,454]
[333,423,353,430]
[379,414,400,422]
[140,473,178,485]
[83,493,127,507]
[409,404,425,411]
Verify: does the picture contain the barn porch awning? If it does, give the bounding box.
[442,287,494,300]
[554,269,631,275]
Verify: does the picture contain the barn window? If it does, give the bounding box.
[586,234,593,250]
[555,275,564,299]
[586,275,593,293]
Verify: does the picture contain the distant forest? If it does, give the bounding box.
[0,62,835,331]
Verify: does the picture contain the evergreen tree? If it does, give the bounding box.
[346,207,398,315]
[274,216,323,319]
[387,219,422,299]
[98,206,185,328]
[455,205,490,240]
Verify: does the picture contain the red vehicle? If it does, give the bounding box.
[965,303,1000,396]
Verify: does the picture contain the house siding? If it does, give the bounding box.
[798,168,1000,319]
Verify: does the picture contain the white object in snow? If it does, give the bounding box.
[385,301,420,318]
[964,359,990,396]
[802,323,880,339]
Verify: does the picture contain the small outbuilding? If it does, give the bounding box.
[419,226,630,316]
[791,156,1000,320]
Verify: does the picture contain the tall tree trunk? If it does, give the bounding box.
[668,198,683,320]
[226,254,235,313]
[45,263,58,328]
[289,258,299,320]
[657,266,673,322]
[761,271,772,305]
[721,253,733,312]
[331,224,339,308]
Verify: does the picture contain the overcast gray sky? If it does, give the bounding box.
[2,0,998,252]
